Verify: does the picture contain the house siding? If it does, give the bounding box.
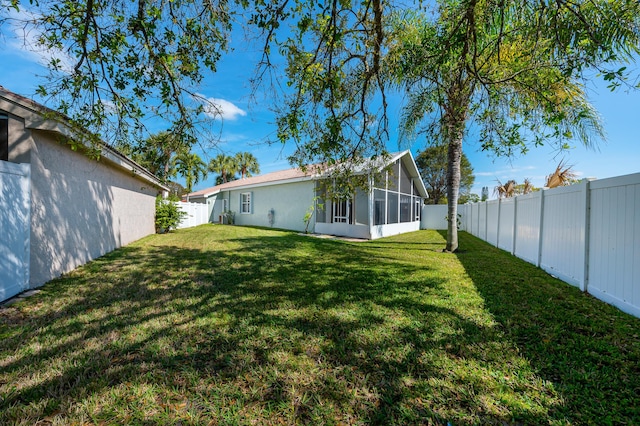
[7,112,31,163]
[208,194,220,223]
[26,130,159,287]
[184,151,429,240]
[1,103,161,288]
[228,180,315,232]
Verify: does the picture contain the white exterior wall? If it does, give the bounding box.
[370,221,421,239]
[316,222,371,239]
[25,131,159,287]
[0,161,31,300]
[209,194,224,223]
[1,91,165,300]
[228,180,315,232]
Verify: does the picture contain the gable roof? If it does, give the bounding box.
[186,150,428,200]
[0,86,168,191]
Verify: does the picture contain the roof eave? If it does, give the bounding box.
[189,175,315,198]
[0,88,168,191]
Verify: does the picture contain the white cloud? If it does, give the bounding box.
[3,7,73,72]
[198,95,247,121]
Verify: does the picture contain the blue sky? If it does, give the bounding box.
[1,12,638,198]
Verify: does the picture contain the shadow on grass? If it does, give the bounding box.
[4,226,637,424]
[448,230,640,424]
[0,228,454,424]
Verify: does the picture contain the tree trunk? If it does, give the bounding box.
[164,159,171,181]
[445,132,463,252]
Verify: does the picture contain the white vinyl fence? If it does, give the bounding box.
[420,204,449,230]
[176,201,209,229]
[0,161,31,302]
[443,173,640,318]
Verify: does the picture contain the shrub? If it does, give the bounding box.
[155,195,187,233]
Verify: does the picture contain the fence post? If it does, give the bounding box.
[484,202,488,242]
[496,198,502,248]
[512,196,518,256]
[537,189,545,268]
[582,178,594,293]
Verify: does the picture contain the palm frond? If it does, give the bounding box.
[545,160,578,188]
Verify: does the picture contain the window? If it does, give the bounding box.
[241,192,252,214]
[400,195,411,223]
[332,199,351,223]
[387,162,400,191]
[0,113,8,162]
[374,200,385,225]
[374,189,386,225]
[315,181,328,223]
[400,162,412,194]
[387,192,399,224]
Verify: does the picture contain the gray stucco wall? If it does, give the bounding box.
[6,112,160,287]
[228,180,315,232]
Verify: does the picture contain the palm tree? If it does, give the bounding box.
[235,152,260,179]
[208,154,239,183]
[173,152,208,193]
[149,131,183,182]
[119,131,183,183]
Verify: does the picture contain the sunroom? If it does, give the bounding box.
[314,151,428,240]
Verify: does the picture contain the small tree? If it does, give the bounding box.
[415,144,474,205]
[155,196,187,233]
[303,197,324,233]
[481,187,489,202]
[174,152,208,193]
[165,181,187,198]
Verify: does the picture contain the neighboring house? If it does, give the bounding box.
[185,150,428,240]
[0,86,167,302]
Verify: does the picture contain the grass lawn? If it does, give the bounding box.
[1,226,639,425]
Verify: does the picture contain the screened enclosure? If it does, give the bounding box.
[314,154,426,239]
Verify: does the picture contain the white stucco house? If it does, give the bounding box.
[185,150,428,240]
[0,86,167,303]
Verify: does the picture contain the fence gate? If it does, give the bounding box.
[176,201,209,229]
[0,161,31,302]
